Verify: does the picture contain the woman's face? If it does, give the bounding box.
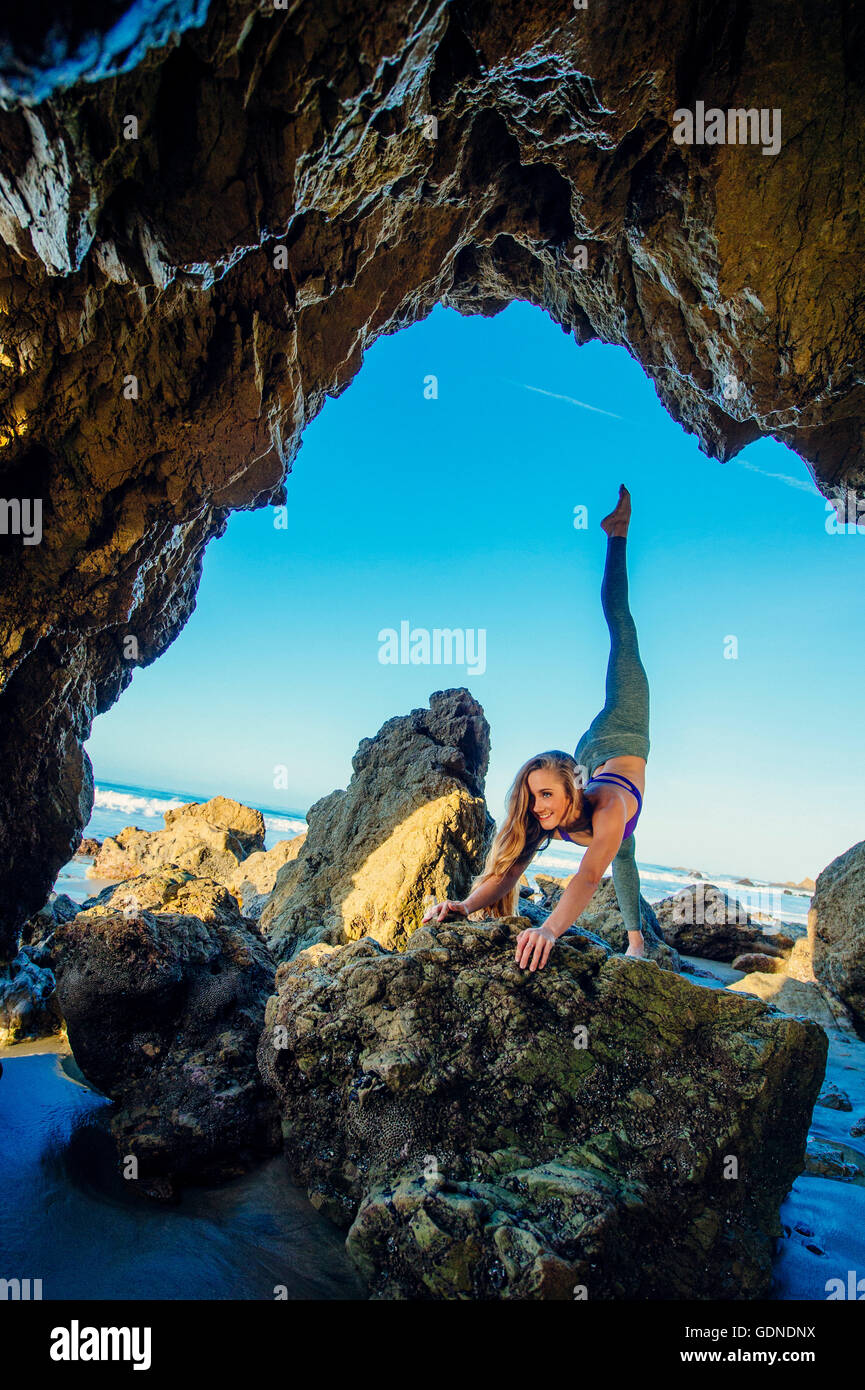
[526,768,570,829]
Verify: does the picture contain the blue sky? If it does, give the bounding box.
[85,301,865,883]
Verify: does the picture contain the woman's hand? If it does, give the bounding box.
[422,899,469,925]
[514,922,558,972]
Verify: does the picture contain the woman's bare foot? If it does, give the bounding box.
[601,483,631,538]
[624,930,645,958]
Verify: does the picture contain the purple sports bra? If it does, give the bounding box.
[558,772,643,841]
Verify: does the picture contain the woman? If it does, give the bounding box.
[422,483,649,973]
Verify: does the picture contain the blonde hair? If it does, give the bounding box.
[469,751,591,918]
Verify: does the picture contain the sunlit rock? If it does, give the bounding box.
[260,689,493,961]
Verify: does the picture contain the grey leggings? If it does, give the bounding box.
[574,536,650,937]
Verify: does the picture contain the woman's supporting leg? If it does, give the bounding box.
[610,832,643,940]
[586,535,650,757]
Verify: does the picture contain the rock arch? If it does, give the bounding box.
[0,0,863,949]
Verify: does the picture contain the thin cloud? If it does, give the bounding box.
[510,379,626,421]
[731,455,822,495]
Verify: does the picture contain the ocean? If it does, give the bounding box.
[52,779,813,927]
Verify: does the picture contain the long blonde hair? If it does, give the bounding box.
[469,751,592,918]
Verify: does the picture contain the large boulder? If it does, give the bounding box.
[808,840,865,1031]
[257,918,826,1299]
[534,873,678,969]
[654,883,789,961]
[88,796,264,884]
[163,796,266,855]
[53,889,281,1194]
[260,689,493,961]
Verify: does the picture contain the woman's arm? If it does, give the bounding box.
[462,857,529,913]
[423,856,530,923]
[514,799,626,970]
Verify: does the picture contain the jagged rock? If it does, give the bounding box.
[18,890,78,955]
[260,689,493,961]
[88,797,264,884]
[257,917,826,1299]
[654,883,787,961]
[53,896,281,1192]
[228,835,306,920]
[0,946,63,1045]
[803,1142,859,1182]
[0,1,863,955]
[850,1117,865,1138]
[815,1082,852,1112]
[163,796,265,855]
[533,874,565,905]
[808,840,865,1031]
[687,870,707,880]
[736,878,755,886]
[535,873,677,968]
[75,837,102,858]
[81,865,248,925]
[1,892,80,1043]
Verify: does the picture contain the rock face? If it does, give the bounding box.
[163,796,265,855]
[808,840,865,1032]
[81,864,250,924]
[228,835,306,920]
[257,918,826,1299]
[89,796,264,884]
[19,890,79,952]
[0,946,63,1045]
[534,873,678,968]
[1,1,864,953]
[261,689,493,961]
[0,890,80,1042]
[654,883,790,961]
[53,885,281,1192]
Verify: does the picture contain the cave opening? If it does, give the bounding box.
[49,298,862,932]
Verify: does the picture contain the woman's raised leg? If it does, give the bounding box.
[575,504,650,770]
[574,486,651,956]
